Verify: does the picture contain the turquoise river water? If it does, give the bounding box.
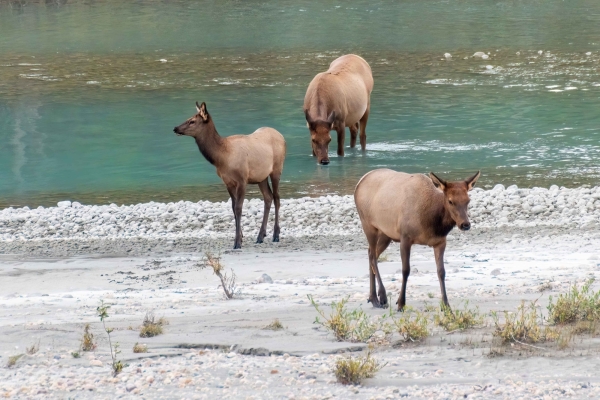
[1,0,600,207]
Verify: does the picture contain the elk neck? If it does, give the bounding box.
[194,119,224,166]
[431,197,456,237]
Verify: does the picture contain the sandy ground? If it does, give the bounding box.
[1,226,600,399]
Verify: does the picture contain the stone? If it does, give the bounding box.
[57,201,72,208]
[90,360,103,367]
[257,274,273,284]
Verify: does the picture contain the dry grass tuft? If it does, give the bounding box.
[26,341,40,355]
[492,300,555,344]
[6,354,23,368]
[334,351,385,385]
[202,252,240,299]
[394,307,429,342]
[264,319,285,331]
[139,312,168,338]
[308,295,380,343]
[434,301,484,331]
[133,343,148,353]
[547,279,600,325]
[81,324,97,352]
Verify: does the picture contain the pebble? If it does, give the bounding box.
[257,274,273,284]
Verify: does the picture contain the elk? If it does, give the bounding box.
[354,169,481,310]
[173,102,286,249]
[303,54,373,165]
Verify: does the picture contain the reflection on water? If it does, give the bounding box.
[0,0,600,208]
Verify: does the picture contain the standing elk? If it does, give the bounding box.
[173,102,286,249]
[354,169,481,310]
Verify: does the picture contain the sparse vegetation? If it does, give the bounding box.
[71,352,81,358]
[26,340,40,355]
[139,312,168,338]
[308,295,381,342]
[97,300,126,376]
[393,307,429,342]
[334,351,385,385]
[133,343,148,353]
[81,324,97,352]
[547,279,600,325]
[492,300,554,344]
[264,319,285,331]
[377,253,389,262]
[201,252,240,299]
[434,301,484,331]
[6,354,23,368]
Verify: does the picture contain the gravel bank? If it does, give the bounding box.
[1,184,599,245]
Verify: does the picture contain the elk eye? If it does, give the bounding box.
[189,120,195,125]
[448,200,454,205]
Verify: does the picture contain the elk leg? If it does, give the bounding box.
[336,127,345,156]
[397,239,412,311]
[350,123,359,148]
[256,179,273,244]
[434,242,450,309]
[233,184,246,249]
[226,185,239,246]
[270,173,281,242]
[365,229,380,307]
[367,245,380,307]
[375,234,392,306]
[359,107,369,151]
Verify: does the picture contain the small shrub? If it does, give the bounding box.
[547,279,600,325]
[139,312,168,338]
[6,354,23,368]
[334,351,385,385]
[97,300,127,376]
[378,253,389,262]
[133,343,148,353]
[434,301,484,331]
[492,301,553,344]
[264,319,284,331]
[26,341,40,355]
[71,352,81,359]
[308,295,380,342]
[427,292,435,299]
[81,324,97,352]
[394,307,429,342]
[201,252,240,299]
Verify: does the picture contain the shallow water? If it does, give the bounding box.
[1,0,600,207]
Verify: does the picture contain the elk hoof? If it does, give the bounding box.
[233,242,242,250]
[368,297,383,308]
[272,236,279,243]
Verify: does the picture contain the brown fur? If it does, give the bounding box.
[303,54,374,165]
[354,169,480,310]
[173,102,286,249]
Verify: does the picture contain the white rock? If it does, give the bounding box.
[57,201,72,208]
[90,359,103,367]
[444,53,452,59]
[473,51,486,58]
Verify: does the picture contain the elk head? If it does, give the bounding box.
[305,110,335,165]
[430,171,481,231]
[173,101,211,138]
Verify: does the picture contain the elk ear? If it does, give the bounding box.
[196,102,209,122]
[327,111,336,129]
[465,171,481,191]
[429,172,447,191]
[305,110,317,130]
